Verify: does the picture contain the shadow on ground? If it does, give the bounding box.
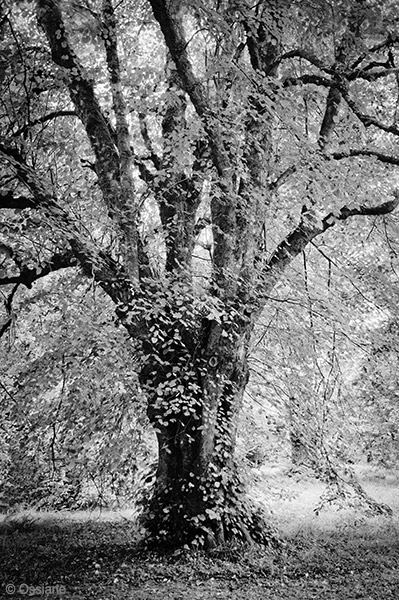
[1,471,398,599]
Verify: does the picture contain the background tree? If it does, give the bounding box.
[1,0,399,547]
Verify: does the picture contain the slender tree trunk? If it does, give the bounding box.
[288,396,320,472]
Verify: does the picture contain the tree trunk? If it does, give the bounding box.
[138,306,270,548]
[288,396,320,472]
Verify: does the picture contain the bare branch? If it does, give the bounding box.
[0,190,36,209]
[13,110,77,136]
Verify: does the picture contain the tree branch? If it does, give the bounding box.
[148,0,241,297]
[101,0,131,163]
[0,316,13,339]
[36,0,119,182]
[332,148,399,166]
[244,9,281,76]
[138,112,161,170]
[328,197,399,220]
[340,88,399,136]
[269,49,335,75]
[261,193,399,298]
[349,66,399,82]
[0,143,135,311]
[36,0,139,279]
[318,2,365,151]
[268,148,399,196]
[318,85,341,149]
[100,0,139,278]
[148,0,230,177]
[0,189,36,209]
[133,154,156,183]
[269,165,297,191]
[13,110,77,136]
[283,74,334,88]
[0,250,78,289]
[351,35,399,70]
[0,283,19,340]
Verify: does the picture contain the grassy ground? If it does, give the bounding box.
[1,468,398,599]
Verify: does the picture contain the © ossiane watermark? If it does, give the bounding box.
[5,583,66,596]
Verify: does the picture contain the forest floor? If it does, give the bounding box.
[0,466,399,599]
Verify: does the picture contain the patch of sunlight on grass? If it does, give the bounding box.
[0,507,140,527]
[253,462,399,540]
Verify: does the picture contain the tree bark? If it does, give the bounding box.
[138,300,269,548]
[288,397,320,472]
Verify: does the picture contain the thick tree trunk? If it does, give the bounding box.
[138,310,271,548]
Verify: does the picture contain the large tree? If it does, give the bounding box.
[1,0,399,547]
